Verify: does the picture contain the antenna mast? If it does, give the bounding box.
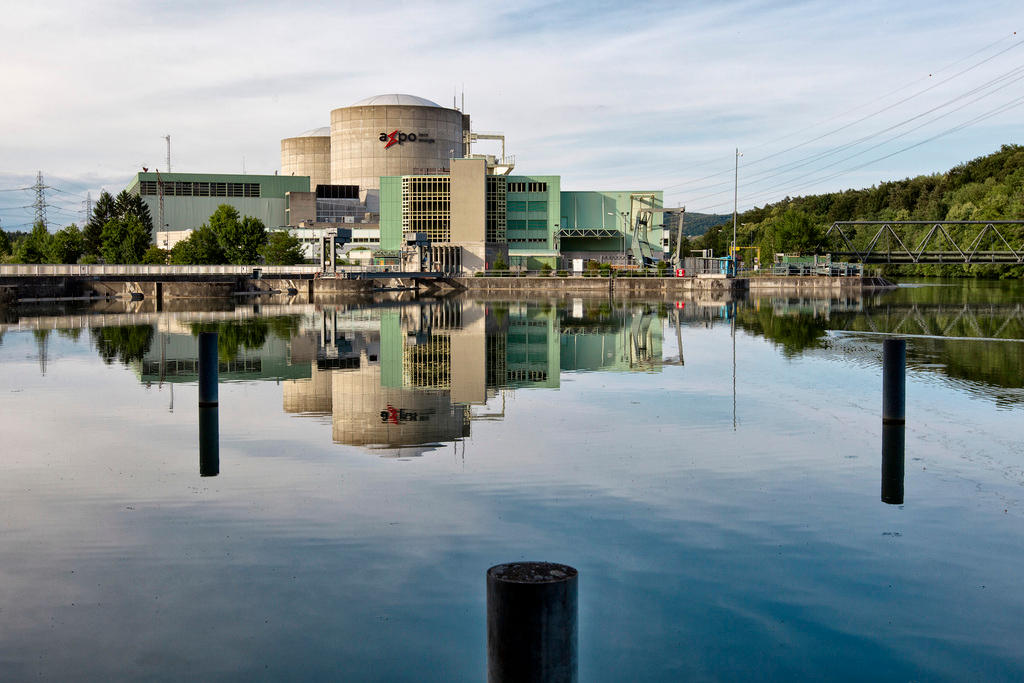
[164,135,171,173]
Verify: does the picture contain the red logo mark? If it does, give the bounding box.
[384,130,399,149]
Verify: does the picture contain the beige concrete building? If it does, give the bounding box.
[280,127,331,191]
[330,94,468,213]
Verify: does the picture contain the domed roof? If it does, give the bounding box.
[297,126,330,137]
[349,94,443,108]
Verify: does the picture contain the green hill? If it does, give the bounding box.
[690,144,1024,277]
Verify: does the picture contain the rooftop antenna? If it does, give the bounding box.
[242,156,246,174]
[164,134,171,173]
[461,85,464,113]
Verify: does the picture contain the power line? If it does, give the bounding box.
[674,62,1024,208]
[661,32,1022,193]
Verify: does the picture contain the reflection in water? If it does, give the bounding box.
[881,423,905,505]
[199,406,219,477]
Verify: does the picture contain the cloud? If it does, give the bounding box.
[0,0,1020,224]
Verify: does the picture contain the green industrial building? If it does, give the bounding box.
[378,159,666,272]
[126,172,310,237]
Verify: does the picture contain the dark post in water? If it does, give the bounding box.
[487,562,578,683]
[881,423,904,504]
[882,338,905,425]
[198,332,218,409]
[198,332,219,477]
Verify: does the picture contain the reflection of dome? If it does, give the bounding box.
[349,93,443,107]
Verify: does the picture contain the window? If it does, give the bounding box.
[528,200,547,213]
[528,220,547,231]
[528,182,547,192]
[507,200,527,212]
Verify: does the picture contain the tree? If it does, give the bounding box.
[45,224,85,264]
[0,227,11,258]
[85,191,115,256]
[208,205,265,264]
[142,246,169,264]
[13,222,52,264]
[100,215,151,264]
[260,231,304,265]
[113,190,153,233]
[169,224,225,265]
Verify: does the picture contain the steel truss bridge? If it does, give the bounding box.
[824,221,1024,264]
[827,302,1024,340]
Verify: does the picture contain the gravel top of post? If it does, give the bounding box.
[488,562,578,584]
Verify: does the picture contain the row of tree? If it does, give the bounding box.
[690,144,1024,278]
[0,194,304,266]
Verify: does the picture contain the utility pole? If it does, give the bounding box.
[32,171,47,228]
[164,135,171,173]
[733,148,742,263]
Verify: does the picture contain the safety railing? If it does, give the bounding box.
[0,264,323,277]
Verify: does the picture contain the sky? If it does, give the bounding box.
[0,0,1021,230]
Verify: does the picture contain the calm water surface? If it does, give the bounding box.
[1,280,1022,680]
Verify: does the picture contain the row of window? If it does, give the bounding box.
[507,200,547,213]
[139,181,260,198]
[509,238,549,244]
[508,220,549,231]
[507,181,548,193]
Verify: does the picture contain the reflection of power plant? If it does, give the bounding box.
[280,299,671,454]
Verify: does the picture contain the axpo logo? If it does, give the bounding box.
[379,130,435,148]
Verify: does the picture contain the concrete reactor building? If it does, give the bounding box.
[282,93,470,213]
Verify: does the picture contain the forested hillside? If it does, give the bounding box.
[692,144,1024,277]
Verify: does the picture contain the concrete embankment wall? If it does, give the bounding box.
[746,275,895,293]
[0,274,373,303]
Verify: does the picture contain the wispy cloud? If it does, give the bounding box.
[0,0,1019,226]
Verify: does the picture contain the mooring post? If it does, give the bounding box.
[881,423,904,504]
[487,562,578,683]
[198,332,219,477]
[882,338,905,425]
[198,332,218,409]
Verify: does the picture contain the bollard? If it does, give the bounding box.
[198,332,218,408]
[487,562,578,683]
[199,406,219,477]
[881,423,904,504]
[882,338,905,425]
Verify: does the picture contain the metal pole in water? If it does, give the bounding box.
[881,423,904,504]
[882,338,905,425]
[198,332,219,477]
[487,562,578,683]
[198,332,218,408]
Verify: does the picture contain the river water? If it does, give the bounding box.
[0,280,1022,680]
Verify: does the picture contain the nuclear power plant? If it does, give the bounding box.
[127,92,669,272]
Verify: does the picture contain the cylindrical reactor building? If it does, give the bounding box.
[280,127,331,191]
[330,94,467,212]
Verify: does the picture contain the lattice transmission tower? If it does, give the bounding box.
[32,171,47,228]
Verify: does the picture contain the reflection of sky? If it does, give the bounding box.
[1,308,1023,679]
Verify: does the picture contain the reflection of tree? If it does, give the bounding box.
[91,325,155,365]
[188,316,301,362]
[736,307,829,357]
